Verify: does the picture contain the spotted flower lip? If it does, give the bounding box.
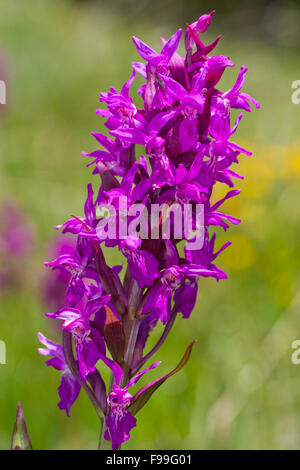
[0,201,35,291]
[99,341,197,449]
[141,262,225,324]
[41,12,259,450]
[98,353,161,449]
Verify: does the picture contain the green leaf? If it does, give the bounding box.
[128,340,197,416]
[11,402,32,450]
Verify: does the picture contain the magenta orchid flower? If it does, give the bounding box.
[39,12,259,450]
[46,295,109,381]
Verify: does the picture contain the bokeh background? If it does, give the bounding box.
[1,0,300,449]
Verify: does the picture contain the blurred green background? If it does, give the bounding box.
[1,0,300,449]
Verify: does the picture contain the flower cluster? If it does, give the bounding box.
[39,11,259,449]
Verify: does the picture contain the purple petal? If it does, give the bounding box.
[58,373,81,417]
[121,70,136,98]
[132,36,157,62]
[98,352,124,386]
[131,62,147,78]
[127,361,161,388]
[148,109,178,134]
[211,189,241,211]
[174,281,198,319]
[161,74,187,100]
[105,406,136,450]
[161,29,182,62]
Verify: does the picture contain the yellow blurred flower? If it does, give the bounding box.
[270,271,295,308]
[220,234,256,271]
[285,141,300,179]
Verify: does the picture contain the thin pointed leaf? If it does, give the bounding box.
[103,305,125,364]
[11,402,32,450]
[128,340,196,415]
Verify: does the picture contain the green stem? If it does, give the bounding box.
[97,417,106,450]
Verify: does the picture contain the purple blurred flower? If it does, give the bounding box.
[0,201,34,256]
[0,201,35,291]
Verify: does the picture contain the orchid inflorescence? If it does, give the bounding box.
[38,11,259,450]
